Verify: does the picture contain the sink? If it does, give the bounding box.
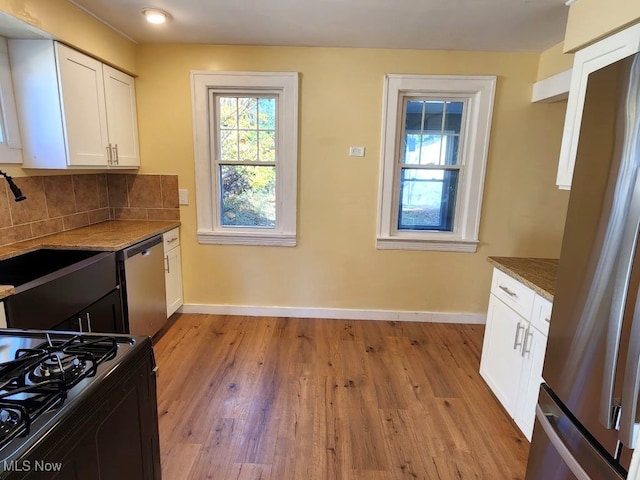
[2,249,120,331]
[0,249,103,287]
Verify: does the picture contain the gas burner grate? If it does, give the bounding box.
[0,334,119,450]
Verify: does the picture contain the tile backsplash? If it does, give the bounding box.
[0,173,180,247]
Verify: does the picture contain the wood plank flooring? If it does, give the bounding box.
[154,314,529,479]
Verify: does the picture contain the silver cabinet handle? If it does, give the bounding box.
[544,317,551,324]
[167,237,178,244]
[106,144,113,165]
[164,255,170,273]
[113,144,119,165]
[499,285,518,298]
[521,326,533,357]
[86,312,92,332]
[513,322,524,350]
[78,316,83,333]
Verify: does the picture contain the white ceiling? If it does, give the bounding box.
[68,0,569,53]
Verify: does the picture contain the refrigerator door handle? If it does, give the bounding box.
[619,286,640,448]
[536,405,591,480]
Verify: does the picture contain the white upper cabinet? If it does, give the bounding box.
[8,40,140,169]
[103,64,139,167]
[556,23,640,189]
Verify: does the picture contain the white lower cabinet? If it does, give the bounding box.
[163,228,183,318]
[480,268,551,441]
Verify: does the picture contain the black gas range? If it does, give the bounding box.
[0,330,161,480]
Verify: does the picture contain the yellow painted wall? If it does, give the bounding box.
[564,0,640,52]
[537,42,574,81]
[136,45,570,314]
[0,0,136,73]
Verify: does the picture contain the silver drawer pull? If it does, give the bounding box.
[544,317,551,323]
[167,237,178,243]
[499,285,518,298]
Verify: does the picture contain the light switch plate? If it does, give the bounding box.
[179,189,189,205]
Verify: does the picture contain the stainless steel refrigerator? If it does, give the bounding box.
[525,53,640,478]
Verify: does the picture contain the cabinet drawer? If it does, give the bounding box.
[490,269,535,319]
[531,294,552,336]
[163,228,180,251]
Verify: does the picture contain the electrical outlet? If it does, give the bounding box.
[349,146,365,157]
[179,189,189,205]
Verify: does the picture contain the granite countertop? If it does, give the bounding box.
[0,220,180,298]
[488,257,558,301]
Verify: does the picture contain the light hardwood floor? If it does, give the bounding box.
[154,314,529,479]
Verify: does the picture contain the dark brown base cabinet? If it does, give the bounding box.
[54,289,125,334]
[2,348,161,480]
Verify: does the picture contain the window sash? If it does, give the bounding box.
[209,90,281,231]
[393,95,467,235]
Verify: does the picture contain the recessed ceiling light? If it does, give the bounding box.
[141,8,169,25]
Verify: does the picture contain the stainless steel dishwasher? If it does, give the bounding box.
[118,234,167,336]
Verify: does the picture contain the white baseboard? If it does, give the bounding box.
[178,304,486,324]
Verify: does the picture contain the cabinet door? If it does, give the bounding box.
[83,289,124,334]
[164,246,183,317]
[514,325,547,441]
[53,315,81,333]
[55,43,109,167]
[480,294,525,417]
[556,23,640,189]
[103,65,140,167]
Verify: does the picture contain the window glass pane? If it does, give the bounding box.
[238,130,258,161]
[219,97,238,129]
[420,135,443,165]
[403,134,422,164]
[405,101,424,131]
[398,168,459,231]
[259,130,276,162]
[220,165,276,227]
[424,101,444,131]
[443,135,460,165]
[444,101,463,133]
[238,97,258,129]
[220,129,238,161]
[258,98,276,129]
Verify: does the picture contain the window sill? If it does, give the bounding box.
[197,230,296,247]
[376,236,478,252]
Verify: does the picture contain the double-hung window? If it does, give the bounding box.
[377,74,496,252]
[191,72,298,246]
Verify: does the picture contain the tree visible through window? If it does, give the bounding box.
[216,96,278,228]
[192,71,298,246]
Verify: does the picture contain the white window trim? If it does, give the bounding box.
[191,71,298,246]
[377,74,496,252]
[0,36,22,164]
